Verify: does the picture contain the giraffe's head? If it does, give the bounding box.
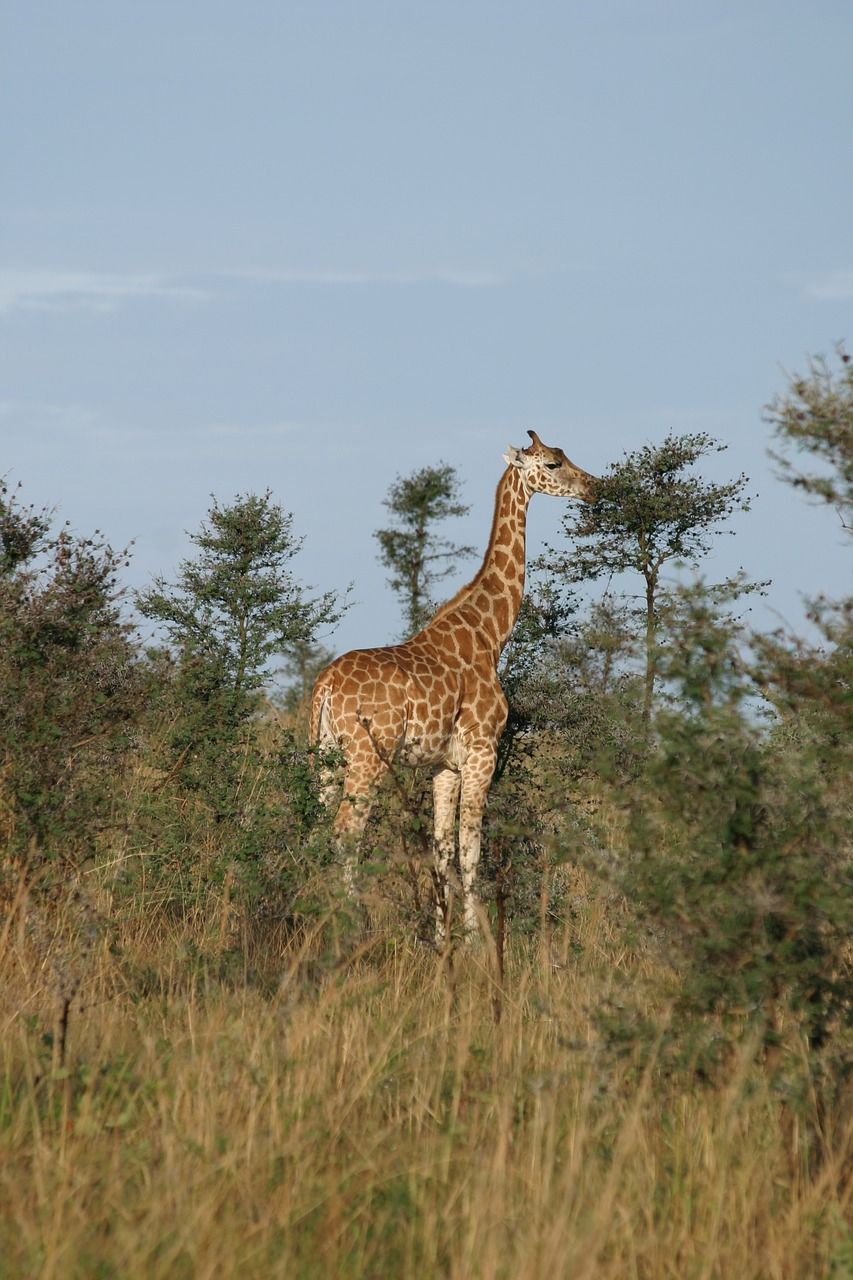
[503,430,596,502]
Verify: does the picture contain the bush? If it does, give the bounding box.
[600,581,852,1080]
[0,479,142,881]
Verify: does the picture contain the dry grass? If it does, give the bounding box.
[1,881,850,1280]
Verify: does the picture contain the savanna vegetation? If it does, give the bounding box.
[1,351,851,1278]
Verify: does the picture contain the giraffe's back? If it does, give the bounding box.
[311,641,475,768]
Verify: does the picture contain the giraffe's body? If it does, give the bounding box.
[311,432,595,938]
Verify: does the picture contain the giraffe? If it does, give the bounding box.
[310,431,596,940]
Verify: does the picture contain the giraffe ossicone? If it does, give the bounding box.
[310,430,596,943]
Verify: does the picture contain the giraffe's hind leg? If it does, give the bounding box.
[332,750,388,898]
[433,767,461,945]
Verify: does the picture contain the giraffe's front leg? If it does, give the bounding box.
[459,743,498,937]
[433,767,461,945]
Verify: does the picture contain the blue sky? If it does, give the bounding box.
[2,1,851,659]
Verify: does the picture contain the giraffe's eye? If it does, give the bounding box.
[545,462,561,470]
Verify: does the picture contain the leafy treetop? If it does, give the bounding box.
[553,432,750,587]
[766,346,853,534]
[374,462,475,637]
[138,490,345,700]
[543,432,751,722]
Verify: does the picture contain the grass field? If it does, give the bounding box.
[2,872,850,1280]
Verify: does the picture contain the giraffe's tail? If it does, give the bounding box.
[309,666,342,812]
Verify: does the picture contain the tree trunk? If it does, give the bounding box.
[642,570,658,726]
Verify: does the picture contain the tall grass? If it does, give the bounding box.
[2,877,849,1280]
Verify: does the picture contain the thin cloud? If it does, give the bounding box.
[0,269,207,315]
[792,270,853,302]
[0,264,508,316]
[1,402,309,459]
[0,263,545,315]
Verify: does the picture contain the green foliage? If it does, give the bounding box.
[121,719,333,923]
[0,478,141,875]
[374,462,475,636]
[753,596,853,758]
[2,356,851,1115]
[766,346,853,532]
[0,479,145,1060]
[128,492,347,918]
[497,580,578,768]
[482,762,559,941]
[138,489,343,706]
[561,433,750,580]
[277,637,335,715]
[530,399,849,1087]
[544,432,751,721]
[500,582,645,787]
[0,480,52,575]
[484,585,641,937]
[616,579,852,1072]
[137,490,344,809]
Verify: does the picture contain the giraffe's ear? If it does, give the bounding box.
[503,445,525,468]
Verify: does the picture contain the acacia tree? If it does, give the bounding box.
[374,463,475,636]
[543,433,751,723]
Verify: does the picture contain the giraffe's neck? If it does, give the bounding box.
[423,467,529,661]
